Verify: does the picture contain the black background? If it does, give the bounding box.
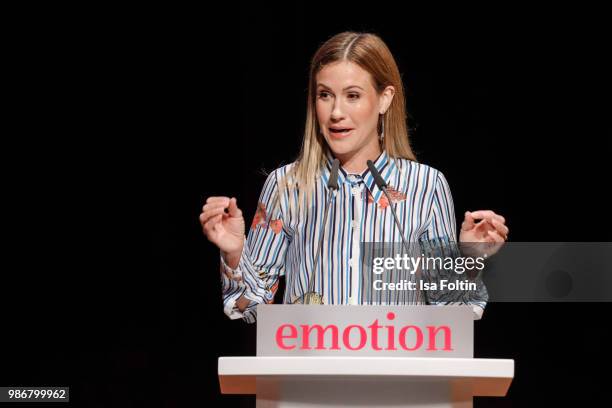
[2,2,611,407]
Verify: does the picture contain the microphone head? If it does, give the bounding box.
[328,159,340,190]
[367,160,387,188]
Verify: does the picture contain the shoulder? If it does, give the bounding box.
[262,161,299,186]
[269,162,297,178]
[259,162,299,194]
[393,158,449,188]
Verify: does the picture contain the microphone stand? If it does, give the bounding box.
[367,160,431,305]
[293,159,340,305]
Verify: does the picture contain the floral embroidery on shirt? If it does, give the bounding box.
[222,265,242,282]
[367,186,407,210]
[266,280,280,304]
[378,195,390,209]
[251,202,268,229]
[251,201,283,234]
[270,219,283,234]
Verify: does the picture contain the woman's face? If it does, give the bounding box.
[315,61,393,160]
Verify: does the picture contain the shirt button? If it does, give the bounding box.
[348,296,358,305]
[351,220,358,228]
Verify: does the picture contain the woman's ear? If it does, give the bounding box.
[379,86,396,114]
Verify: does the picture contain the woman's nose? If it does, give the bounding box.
[331,101,345,120]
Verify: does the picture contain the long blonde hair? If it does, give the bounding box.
[277,31,417,217]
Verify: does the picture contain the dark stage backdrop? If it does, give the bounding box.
[2,3,610,407]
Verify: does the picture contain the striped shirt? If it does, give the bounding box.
[220,150,487,323]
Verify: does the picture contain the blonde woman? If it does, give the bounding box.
[200,32,509,323]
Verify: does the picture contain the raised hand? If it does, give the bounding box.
[459,210,509,257]
[200,196,245,256]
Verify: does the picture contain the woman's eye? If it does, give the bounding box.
[318,91,330,99]
[348,93,360,100]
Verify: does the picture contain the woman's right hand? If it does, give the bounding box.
[200,196,245,256]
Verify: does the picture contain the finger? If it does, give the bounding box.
[202,203,229,213]
[480,218,497,230]
[487,229,505,243]
[491,218,509,238]
[461,211,476,231]
[201,206,227,220]
[204,213,223,233]
[200,207,226,226]
[472,210,505,223]
[203,197,230,210]
[472,217,492,233]
[206,196,231,203]
[203,198,230,212]
[227,197,243,218]
[469,210,505,224]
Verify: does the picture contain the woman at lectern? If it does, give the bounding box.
[200,32,509,323]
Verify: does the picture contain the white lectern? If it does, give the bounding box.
[218,305,514,407]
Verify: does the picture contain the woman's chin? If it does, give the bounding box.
[327,143,354,156]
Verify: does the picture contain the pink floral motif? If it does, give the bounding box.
[266,280,280,304]
[379,195,389,209]
[270,219,283,234]
[251,202,283,234]
[386,186,407,203]
[368,186,407,210]
[251,202,267,229]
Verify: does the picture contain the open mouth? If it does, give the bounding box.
[329,128,354,137]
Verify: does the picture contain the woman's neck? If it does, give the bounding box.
[334,141,382,174]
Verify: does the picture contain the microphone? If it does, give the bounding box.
[366,160,430,305]
[327,158,340,190]
[294,158,340,305]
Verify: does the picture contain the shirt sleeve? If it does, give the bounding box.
[419,170,488,320]
[219,168,290,323]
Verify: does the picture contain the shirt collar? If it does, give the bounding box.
[322,149,398,205]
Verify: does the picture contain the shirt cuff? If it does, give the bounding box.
[223,289,246,320]
[220,249,247,291]
[472,304,484,320]
[222,287,258,323]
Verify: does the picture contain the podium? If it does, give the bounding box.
[218,305,514,407]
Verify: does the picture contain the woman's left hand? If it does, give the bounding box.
[459,210,509,257]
